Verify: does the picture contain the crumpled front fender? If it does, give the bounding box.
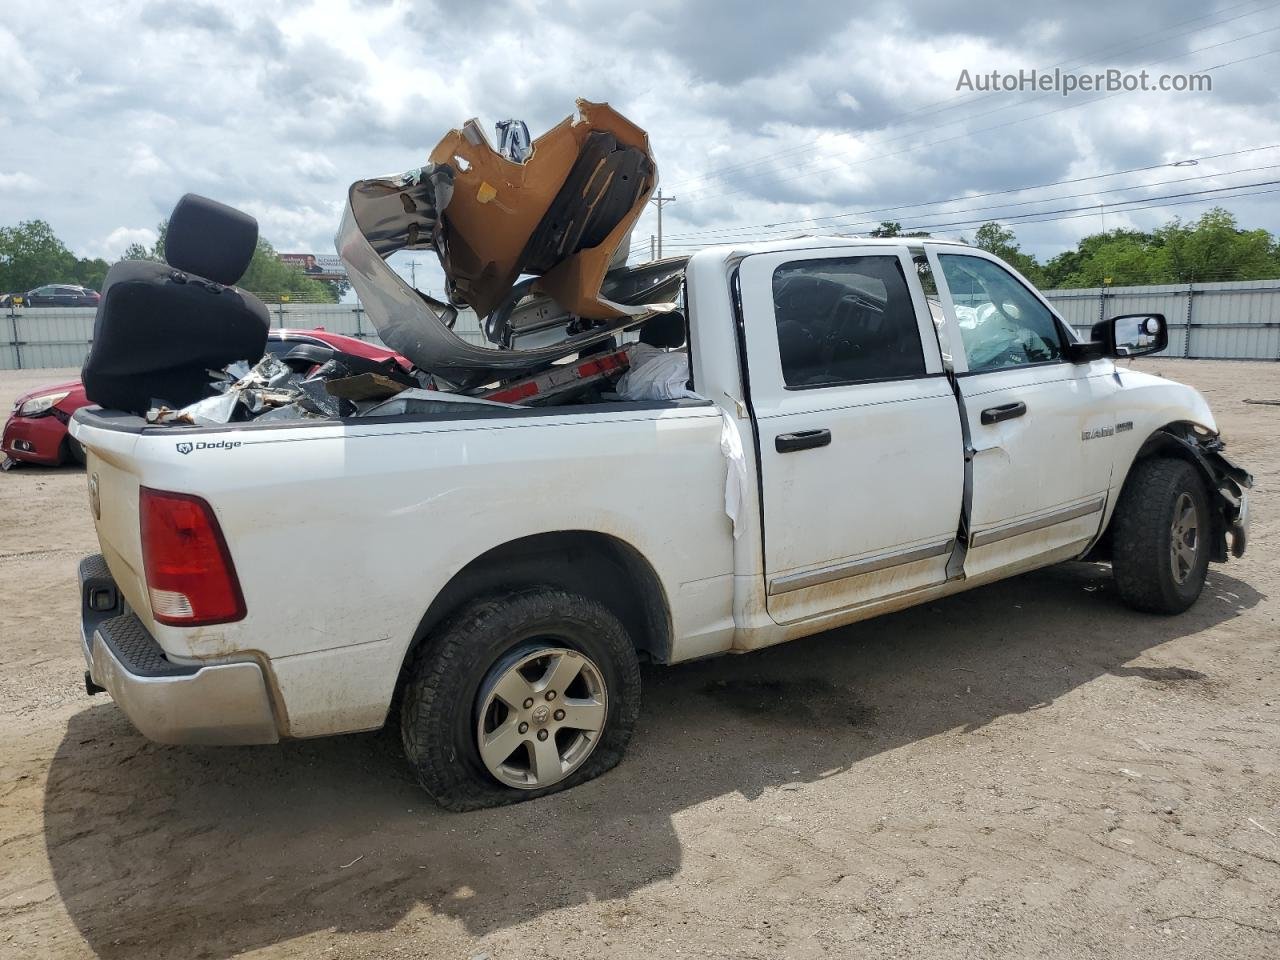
[1136,424,1252,561]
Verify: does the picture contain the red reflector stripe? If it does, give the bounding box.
[486,381,540,403]
[481,348,631,403]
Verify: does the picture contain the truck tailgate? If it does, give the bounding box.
[70,412,152,629]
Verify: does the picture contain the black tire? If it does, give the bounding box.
[400,587,641,811]
[1111,458,1211,614]
[65,435,86,466]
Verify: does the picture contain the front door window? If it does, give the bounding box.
[936,255,1063,372]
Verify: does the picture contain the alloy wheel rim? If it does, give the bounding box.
[475,646,608,790]
[1169,492,1200,585]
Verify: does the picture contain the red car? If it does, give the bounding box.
[2,329,410,469]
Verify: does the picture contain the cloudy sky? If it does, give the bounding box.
[3,0,1278,294]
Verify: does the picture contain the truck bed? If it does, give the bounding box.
[70,397,737,739]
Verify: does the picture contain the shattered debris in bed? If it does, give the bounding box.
[95,99,692,427]
[144,350,492,425]
[336,98,683,390]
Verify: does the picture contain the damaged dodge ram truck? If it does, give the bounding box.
[71,103,1251,810]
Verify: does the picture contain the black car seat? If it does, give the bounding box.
[638,310,686,348]
[82,194,270,414]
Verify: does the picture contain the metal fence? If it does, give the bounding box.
[1043,278,1280,360]
[0,302,486,370]
[4,279,1280,370]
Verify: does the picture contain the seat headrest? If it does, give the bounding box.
[639,310,686,348]
[164,193,259,286]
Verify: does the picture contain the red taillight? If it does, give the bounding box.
[139,488,246,626]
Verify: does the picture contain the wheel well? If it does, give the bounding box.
[407,531,672,670]
[1132,421,1214,467]
[1087,421,1228,563]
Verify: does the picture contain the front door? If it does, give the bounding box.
[925,246,1113,579]
[739,245,965,625]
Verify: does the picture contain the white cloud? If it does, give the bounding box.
[0,172,39,192]
[0,27,41,106]
[84,226,159,261]
[289,151,338,181]
[241,202,343,254]
[128,145,169,177]
[1,0,1276,269]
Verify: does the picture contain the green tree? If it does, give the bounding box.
[1036,209,1280,288]
[1042,229,1163,288]
[1155,207,1280,283]
[121,242,158,261]
[70,257,110,291]
[0,220,77,293]
[120,221,167,263]
[115,220,337,302]
[968,222,1046,285]
[870,220,931,239]
[236,238,338,303]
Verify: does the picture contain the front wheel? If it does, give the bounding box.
[1111,458,1211,614]
[400,587,641,811]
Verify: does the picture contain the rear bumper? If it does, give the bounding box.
[2,412,67,465]
[79,555,279,745]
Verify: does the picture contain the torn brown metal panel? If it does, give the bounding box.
[429,100,656,319]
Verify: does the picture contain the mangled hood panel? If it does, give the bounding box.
[336,100,677,389]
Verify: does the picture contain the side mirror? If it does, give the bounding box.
[1100,313,1168,358]
[1072,313,1168,362]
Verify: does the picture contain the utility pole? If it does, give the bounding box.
[406,259,421,289]
[649,188,676,259]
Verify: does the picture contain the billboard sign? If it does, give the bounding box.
[278,253,348,281]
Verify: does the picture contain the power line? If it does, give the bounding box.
[660,180,1280,251]
[675,40,1280,206]
[862,0,1280,131]
[662,0,1278,192]
[665,0,1280,194]
[891,179,1280,234]
[665,163,1280,243]
[662,143,1280,242]
[676,24,1280,203]
[649,188,677,258]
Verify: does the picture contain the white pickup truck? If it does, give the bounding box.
[72,237,1251,810]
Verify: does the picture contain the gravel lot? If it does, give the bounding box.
[0,360,1276,960]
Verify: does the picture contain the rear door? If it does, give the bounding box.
[925,246,1113,579]
[739,246,964,625]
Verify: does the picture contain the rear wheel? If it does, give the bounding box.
[400,587,641,810]
[1111,458,1211,613]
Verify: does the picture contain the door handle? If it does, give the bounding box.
[775,428,832,453]
[980,401,1027,425]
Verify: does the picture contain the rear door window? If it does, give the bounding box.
[771,256,926,388]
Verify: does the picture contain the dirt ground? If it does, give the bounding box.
[0,359,1276,960]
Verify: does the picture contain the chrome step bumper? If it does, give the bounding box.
[79,555,278,745]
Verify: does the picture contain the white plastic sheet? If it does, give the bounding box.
[616,344,694,401]
[719,410,748,540]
